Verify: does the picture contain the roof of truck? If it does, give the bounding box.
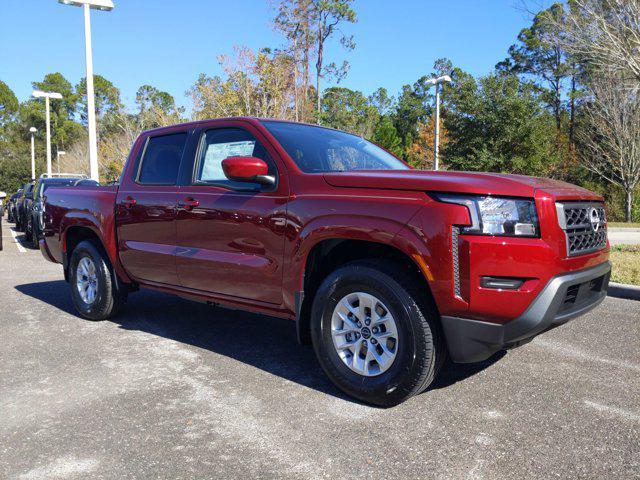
[140,117,344,136]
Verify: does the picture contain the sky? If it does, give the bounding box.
[0,0,540,113]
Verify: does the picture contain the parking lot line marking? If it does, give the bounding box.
[584,400,640,423]
[9,227,26,253]
[532,339,640,373]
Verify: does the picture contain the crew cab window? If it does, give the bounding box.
[194,128,275,189]
[137,132,188,185]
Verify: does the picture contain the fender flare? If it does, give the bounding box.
[287,211,437,344]
[60,212,132,284]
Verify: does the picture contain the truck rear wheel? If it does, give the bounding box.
[310,260,444,407]
[69,240,126,320]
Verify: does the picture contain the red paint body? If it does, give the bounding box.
[40,117,610,326]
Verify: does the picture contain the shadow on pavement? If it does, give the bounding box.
[16,280,503,401]
[429,351,506,391]
[8,228,38,250]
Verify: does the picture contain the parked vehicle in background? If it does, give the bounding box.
[6,190,22,223]
[0,192,3,251]
[14,182,35,232]
[0,191,6,218]
[26,176,91,248]
[40,118,611,406]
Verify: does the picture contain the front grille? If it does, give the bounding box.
[558,273,608,314]
[556,202,607,256]
[563,284,580,305]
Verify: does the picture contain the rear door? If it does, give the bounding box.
[174,121,289,304]
[115,130,190,286]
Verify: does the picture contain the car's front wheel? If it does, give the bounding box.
[311,260,444,407]
[24,216,33,242]
[69,240,126,320]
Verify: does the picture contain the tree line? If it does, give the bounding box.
[0,0,638,221]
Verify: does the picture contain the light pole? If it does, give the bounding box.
[424,75,452,171]
[56,150,66,174]
[59,0,114,182]
[29,127,37,180]
[32,90,63,177]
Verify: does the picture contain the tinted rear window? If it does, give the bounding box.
[37,179,80,199]
[137,133,188,185]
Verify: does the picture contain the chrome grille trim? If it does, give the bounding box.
[452,226,461,297]
[557,202,607,257]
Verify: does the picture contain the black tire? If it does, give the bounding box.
[310,260,445,407]
[24,217,32,242]
[68,239,127,320]
[30,214,40,249]
[31,226,40,249]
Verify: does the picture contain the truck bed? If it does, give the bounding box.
[42,185,120,268]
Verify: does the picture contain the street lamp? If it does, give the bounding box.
[29,127,37,180]
[32,90,63,177]
[57,150,66,174]
[424,75,452,171]
[58,0,115,182]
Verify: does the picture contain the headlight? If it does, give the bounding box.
[434,194,539,237]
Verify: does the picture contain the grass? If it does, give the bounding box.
[608,222,640,228]
[610,245,640,286]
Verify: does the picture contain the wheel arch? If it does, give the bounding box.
[62,222,131,287]
[295,236,438,345]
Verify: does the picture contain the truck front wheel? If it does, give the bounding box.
[310,260,444,407]
[69,240,126,320]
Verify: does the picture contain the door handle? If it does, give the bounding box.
[177,197,200,211]
[121,196,136,208]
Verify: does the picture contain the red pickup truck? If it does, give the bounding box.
[40,117,611,406]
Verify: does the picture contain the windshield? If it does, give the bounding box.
[262,121,409,173]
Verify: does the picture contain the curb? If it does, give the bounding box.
[608,282,640,301]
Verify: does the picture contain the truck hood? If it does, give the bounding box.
[322,170,603,201]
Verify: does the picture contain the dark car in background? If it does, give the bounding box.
[26,176,93,247]
[14,182,35,232]
[6,190,22,222]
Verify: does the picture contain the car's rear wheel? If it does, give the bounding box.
[69,240,126,320]
[310,260,444,407]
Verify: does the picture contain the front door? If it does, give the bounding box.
[174,124,289,304]
[115,131,189,286]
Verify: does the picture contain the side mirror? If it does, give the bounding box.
[221,156,275,186]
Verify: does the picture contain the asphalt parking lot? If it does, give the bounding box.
[1,219,639,480]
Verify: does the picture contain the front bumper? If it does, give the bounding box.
[441,261,611,363]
